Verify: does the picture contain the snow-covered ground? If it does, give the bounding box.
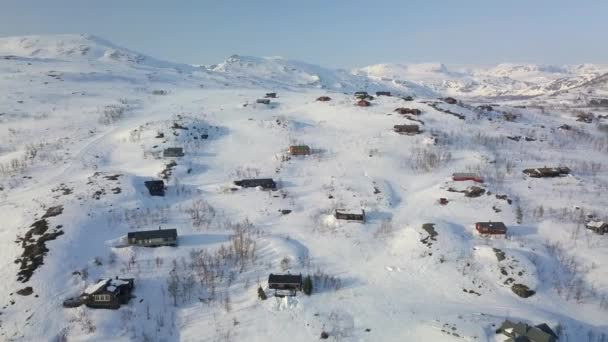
[1,34,607,341]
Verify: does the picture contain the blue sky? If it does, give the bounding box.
[1,0,607,67]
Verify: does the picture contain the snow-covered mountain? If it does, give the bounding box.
[1,34,608,342]
[357,62,608,99]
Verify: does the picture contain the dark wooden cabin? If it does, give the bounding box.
[234,178,277,190]
[316,96,332,102]
[586,221,608,235]
[163,147,184,158]
[144,180,165,196]
[127,228,178,247]
[376,91,391,96]
[256,99,271,105]
[80,278,134,309]
[268,274,302,296]
[443,97,458,105]
[402,96,414,101]
[496,320,558,342]
[335,209,366,223]
[289,145,311,156]
[522,167,570,178]
[394,108,422,115]
[475,221,507,237]
[393,124,420,135]
[265,92,277,98]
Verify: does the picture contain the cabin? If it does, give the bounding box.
[376,91,391,96]
[476,105,494,111]
[144,180,165,196]
[394,108,422,115]
[393,124,420,135]
[265,92,277,98]
[354,91,368,99]
[357,99,371,107]
[402,96,414,101]
[316,96,331,102]
[163,147,184,158]
[289,145,311,156]
[503,112,518,121]
[335,209,366,222]
[522,167,570,178]
[444,97,458,105]
[576,112,594,123]
[496,320,558,342]
[452,173,484,183]
[268,274,302,297]
[475,221,507,237]
[256,99,271,105]
[586,221,608,235]
[79,277,134,309]
[127,228,178,247]
[234,178,277,190]
[439,198,449,205]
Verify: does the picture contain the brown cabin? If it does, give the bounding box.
[316,96,331,102]
[289,145,311,156]
[452,173,484,183]
[357,99,371,107]
[394,108,422,115]
[475,221,507,236]
[393,124,420,135]
[335,209,366,222]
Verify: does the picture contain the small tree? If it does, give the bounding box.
[303,275,313,295]
[257,286,267,300]
[515,205,523,224]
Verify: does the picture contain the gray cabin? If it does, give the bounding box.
[256,99,271,105]
[80,278,134,309]
[268,273,302,296]
[393,124,420,135]
[163,147,184,158]
[127,228,178,247]
[496,320,558,342]
[376,91,391,96]
[234,178,277,190]
[265,92,277,98]
[335,209,366,223]
[144,180,165,196]
[354,91,368,99]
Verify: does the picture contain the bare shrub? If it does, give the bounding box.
[185,199,216,230]
[98,104,127,125]
[408,146,452,172]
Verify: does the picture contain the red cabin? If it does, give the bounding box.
[475,222,507,236]
[452,173,484,183]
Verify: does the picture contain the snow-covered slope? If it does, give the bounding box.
[358,62,608,99]
[1,34,607,342]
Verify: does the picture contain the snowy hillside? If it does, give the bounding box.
[357,62,608,99]
[1,34,608,342]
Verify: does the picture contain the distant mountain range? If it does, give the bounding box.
[1,34,607,100]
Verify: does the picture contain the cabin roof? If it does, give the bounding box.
[453,172,481,178]
[127,228,177,240]
[476,221,507,231]
[84,279,110,295]
[268,274,302,284]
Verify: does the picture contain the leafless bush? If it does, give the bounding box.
[152,90,168,95]
[185,199,216,230]
[99,104,127,125]
[408,146,452,172]
[312,269,342,292]
[233,166,261,179]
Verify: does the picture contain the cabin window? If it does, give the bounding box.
[93,294,111,302]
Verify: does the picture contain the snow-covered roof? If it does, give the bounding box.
[587,221,607,228]
[84,279,110,295]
